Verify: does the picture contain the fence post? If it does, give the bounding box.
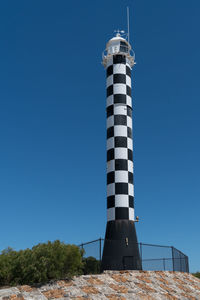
[179,254,182,272]
[99,238,102,263]
[171,247,175,272]
[186,256,189,273]
[140,243,142,269]
[163,258,165,271]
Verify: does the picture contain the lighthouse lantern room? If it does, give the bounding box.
[102,32,135,68]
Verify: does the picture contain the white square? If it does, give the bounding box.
[107,137,114,150]
[128,160,133,172]
[106,75,113,88]
[114,125,127,137]
[113,83,126,95]
[115,171,128,183]
[114,104,126,115]
[126,62,131,69]
[107,95,113,107]
[106,57,113,67]
[107,160,115,172]
[107,183,115,196]
[113,64,126,74]
[126,75,131,87]
[129,208,135,220]
[107,116,114,128]
[107,207,115,221]
[115,195,129,207]
[127,138,133,150]
[126,96,132,107]
[127,116,132,129]
[115,148,128,160]
[129,183,134,196]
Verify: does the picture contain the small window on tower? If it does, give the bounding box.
[120,41,128,53]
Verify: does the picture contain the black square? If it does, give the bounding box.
[114,74,126,84]
[115,183,128,194]
[127,127,132,138]
[107,171,115,184]
[128,172,133,183]
[115,207,129,219]
[127,106,132,117]
[114,94,126,104]
[107,149,114,161]
[115,159,128,170]
[114,115,127,126]
[107,196,115,208]
[113,55,126,64]
[107,126,114,139]
[107,85,113,97]
[126,66,131,77]
[128,149,133,161]
[107,105,113,118]
[129,196,134,208]
[126,85,131,97]
[115,137,127,148]
[107,65,113,77]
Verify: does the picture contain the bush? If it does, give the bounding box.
[0,241,84,286]
[83,256,100,274]
[192,272,200,279]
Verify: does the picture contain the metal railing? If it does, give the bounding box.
[102,48,135,68]
[79,238,189,273]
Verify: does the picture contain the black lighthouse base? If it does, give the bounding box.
[101,220,142,271]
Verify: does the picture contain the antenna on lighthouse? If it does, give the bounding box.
[127,6,130,44]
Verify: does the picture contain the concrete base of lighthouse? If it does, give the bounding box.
[101,220,142,271]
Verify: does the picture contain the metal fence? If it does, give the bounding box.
[79,238,189,273]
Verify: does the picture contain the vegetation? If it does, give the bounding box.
[83,256,100,274]
[0,240,85,286]
[192,272,200,279]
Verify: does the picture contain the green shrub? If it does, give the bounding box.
[83,256,100,274]
[192,272,200,279]
[0,241,84,286]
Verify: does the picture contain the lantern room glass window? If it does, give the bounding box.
[120,41,128,53]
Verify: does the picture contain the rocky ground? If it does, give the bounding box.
[0,271,200,300]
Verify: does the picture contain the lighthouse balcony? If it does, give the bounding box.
[102,47,135,68]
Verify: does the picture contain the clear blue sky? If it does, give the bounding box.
[0,0,199,273]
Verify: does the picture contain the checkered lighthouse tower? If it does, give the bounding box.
[101,32,142,271]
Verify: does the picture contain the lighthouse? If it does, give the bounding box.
[101,31,142,271]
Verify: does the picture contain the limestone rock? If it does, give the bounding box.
[0,271,200,299]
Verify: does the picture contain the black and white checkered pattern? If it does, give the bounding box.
[106,54,134,221]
